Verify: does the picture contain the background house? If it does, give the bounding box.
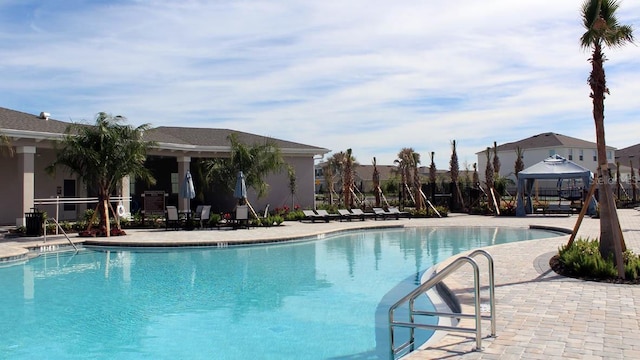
[0,107,329,226]
[476,132,615,183]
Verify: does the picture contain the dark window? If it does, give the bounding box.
[64,179,76,211]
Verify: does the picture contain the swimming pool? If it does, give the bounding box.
[0,226,559,359]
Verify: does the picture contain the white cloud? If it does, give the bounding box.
[0,0,639,168]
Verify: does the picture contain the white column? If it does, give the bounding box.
[16,146,36,227]
[120,175,131,215]
[177,156,191,212]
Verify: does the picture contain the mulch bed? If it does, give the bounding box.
[549,255,640,285]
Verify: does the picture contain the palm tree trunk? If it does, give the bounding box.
[98,189,111,237]
[592,44,625,277]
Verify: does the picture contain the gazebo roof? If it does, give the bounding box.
[519,154,592,179]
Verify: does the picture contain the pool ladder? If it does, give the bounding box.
[43,217,79,251]
[388,249,496,358]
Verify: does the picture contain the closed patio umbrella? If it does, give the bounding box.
[181,170,196,211]
[234,171,247,204]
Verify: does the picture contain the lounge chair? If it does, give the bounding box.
[350,208,374,220]
[373,207,399,220]
[315,209,339,221]
[337,209,357,221]
[338,209,366,221]
[388,207,410,218]
[165,206,182,230]
[302,210,329,223]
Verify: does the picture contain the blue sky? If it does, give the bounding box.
[1,0,639,169]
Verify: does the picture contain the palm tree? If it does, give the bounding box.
[394,148,415,207]
[203,133,286,199]
[429,152,437,202]
[581,0,633,277]
[484,147,495,210]
[411,152,424,211]
[0,132,14,157]
[341,149,356,208]
[372,157,381,207]
[472,163,479,187]
[47,113,156,236]
[492,141,501,175]
[323,151,345,205]
[450,140,464,210]
[514,146,525,177]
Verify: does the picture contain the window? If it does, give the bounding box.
[593,150,597,161]
[63,179,76,211]
[568,149,573,161]
[171,173,179,194]
[607,151,613,160]
[579,149,584,161]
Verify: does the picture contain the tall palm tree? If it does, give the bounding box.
[412,152,424,211]
[429,152,437,202]
[581,0,633,277]
[450,140,464,210]
[372,157,381,207]
[484,147,495,210]
[395,148,417,208]
[203,133,286,199]
[514,146,525,177]
[47,113,156,236]
[341,149,356,208]
[322,151,346,205]
[492,141,501,176]
[472,163,479,188]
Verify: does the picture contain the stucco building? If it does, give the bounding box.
[0,107,329,226]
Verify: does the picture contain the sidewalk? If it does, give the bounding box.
[406,209,640,360]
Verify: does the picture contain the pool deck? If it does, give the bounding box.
[2,210,640,359]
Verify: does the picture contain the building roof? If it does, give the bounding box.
[0,106,71,135]
[477,132,614,154]
[614,143,640,169]
[0,107,329,155]
[146,126,327,153]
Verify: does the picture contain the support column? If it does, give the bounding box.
[16,146,36,227]
[177,156,191,212]
[119,175,131,216]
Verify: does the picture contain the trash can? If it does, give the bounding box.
[25,209,44,236]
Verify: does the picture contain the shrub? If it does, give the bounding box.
[429,206,448,217]
[272,215,284,225]
[558,238,618,279]
[209,213,221,225]
[285,210,305,221]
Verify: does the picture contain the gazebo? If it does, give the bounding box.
[516,155,596,216]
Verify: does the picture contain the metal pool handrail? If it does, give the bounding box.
[44,217,79,252]
[388,249,495,358]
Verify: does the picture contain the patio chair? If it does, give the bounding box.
[302,210,329,223]
[235,204,249,229]
[165,206,181,230]
[197,205,212,228]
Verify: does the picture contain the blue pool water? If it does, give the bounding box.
[0,227,559,359]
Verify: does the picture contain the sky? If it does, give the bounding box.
[0,0,639,169]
